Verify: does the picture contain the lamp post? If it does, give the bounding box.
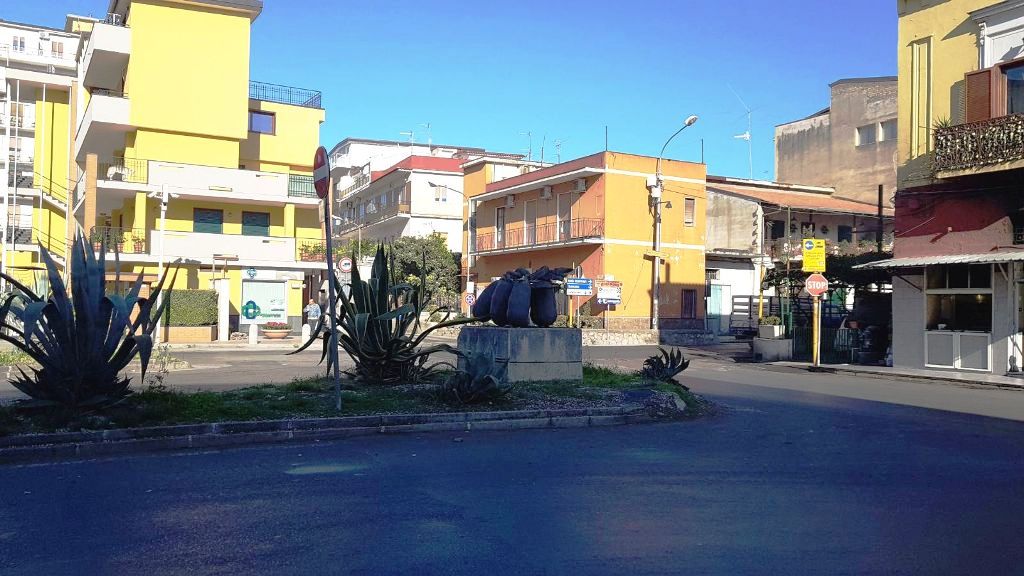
[650,115,698,331]
[148,184,178,344]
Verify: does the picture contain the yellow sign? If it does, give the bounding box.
[801,238,826,272]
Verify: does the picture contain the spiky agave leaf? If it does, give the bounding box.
[640,346,691,388]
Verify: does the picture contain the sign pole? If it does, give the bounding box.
[314,146,343,412]
[812,294,821,368]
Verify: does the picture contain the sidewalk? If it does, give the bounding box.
[773,361,1024,389]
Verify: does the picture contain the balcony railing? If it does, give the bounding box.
[296,238,347,263]
[249,81,322,109]
[337,172,371,200]
[287,175,317,198]
[767,237,894,260]
[89,227,149,255]
[103,12,128,26]
[337,202,412,233]
[0,114,35,130]
[98,158,148,183]
[475,218,604,253]
[7,163,34,188]
[934,114,1024,173]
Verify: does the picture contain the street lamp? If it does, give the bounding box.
[148,185,179,344]
[649,114,698,331]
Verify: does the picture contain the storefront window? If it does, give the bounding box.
[926,294,992,331]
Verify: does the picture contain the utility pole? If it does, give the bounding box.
[876,184,884,253]
[148,185,177,344]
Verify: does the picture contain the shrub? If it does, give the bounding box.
[263,322,290,330]
[760,315,782,326]
[162,289,217,326]
[0,232,172,413]
[639,347,691,388]
[440,350,512,405]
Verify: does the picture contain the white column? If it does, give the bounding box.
[215,277,230,342]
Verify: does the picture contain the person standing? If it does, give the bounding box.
[304,298,322,335]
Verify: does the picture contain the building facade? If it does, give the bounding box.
[775,77,898,205]
[865,0,1024,374]
[463,151,708,331]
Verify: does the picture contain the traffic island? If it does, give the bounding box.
[0,366,714,464]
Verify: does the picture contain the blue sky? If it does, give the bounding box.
[10,0,896,179]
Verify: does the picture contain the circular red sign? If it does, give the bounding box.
[339,257,353,273]
[805,273,829,297]
[313,146,330,199]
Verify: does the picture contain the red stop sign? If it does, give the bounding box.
[805,273,829,297]
[313,146,330,199]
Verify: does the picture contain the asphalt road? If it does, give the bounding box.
[3,367,1024,575]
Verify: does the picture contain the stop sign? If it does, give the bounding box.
[313,146,330,199]
[805,273,829,297]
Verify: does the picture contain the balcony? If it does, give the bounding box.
[767,237,894,261]
[249,81,322,109]
[89,227,149,255]
[75,90,132,161]
[337,172,371,201]
[0,43,77,72]
[90,227,319,265]
[933,114,1024,176]
[336,200,411,234]
[95,158,321,205]
[7,162,34,189]
[81,21,131,91]
[474,218,604,254]
[0,114,35,130]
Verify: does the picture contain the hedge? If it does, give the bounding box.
[162,289,218,326]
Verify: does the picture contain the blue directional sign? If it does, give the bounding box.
[565,278,594,297]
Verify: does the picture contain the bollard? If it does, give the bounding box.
[248,323,258,346]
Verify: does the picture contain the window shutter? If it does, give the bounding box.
[965,68,995,123]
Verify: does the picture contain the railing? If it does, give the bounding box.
[0,114,35,130]
[249,81,322,109]
[287,175,317,198]
[103,12,128,26]
[7,163,34,188]
[296,238,344,263]
[91,88,128,98]
[97,158,149,183]
[0,44,76,62]
[475,218,604,253]
[767,237,894,260]
[337,172,371,200]
[88,227,149,255]
[336,201,411,233]
[934,114,1024,173]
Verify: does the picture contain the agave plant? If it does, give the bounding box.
[0,232,174,412]
[639,347,691,388]
[295,244,475,385]
[440,350,511,405]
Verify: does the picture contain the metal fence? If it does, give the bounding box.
[287,175,317,198]
[792,326,862,364]
[249,81,322,109]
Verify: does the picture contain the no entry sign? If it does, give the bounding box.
[339,257,353,273]
[313,146,330,199]
[805,273,829,297]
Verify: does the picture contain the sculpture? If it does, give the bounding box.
[472,266,573,328]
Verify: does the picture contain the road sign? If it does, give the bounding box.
[596,280,622,305]
[465,293,476,306]
[314,146,331,200]
[339,257,353,273]
[802,238,826,272]
[565,277,594,297]
[805,273,829,297]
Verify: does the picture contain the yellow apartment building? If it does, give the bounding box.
[866,1,1024,373]
[73,0,326,334]
[463,151,708,332]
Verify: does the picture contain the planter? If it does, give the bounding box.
[160,325,216,343]
[758,325,784,339]
[261,329,291,340]
[753,337,793,362]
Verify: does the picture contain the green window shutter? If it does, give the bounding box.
[242,211,270,236]
[193,208,223,234]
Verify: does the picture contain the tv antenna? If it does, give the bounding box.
[399,130,415,147]
[729,85,754,179]
[519,130,533,161]
[420,122,432,150]
[553,138,568,163]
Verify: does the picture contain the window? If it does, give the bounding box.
[801,222,815,235]
[193,208,223,234]
[50,41,63,58]
[926,264,991,290]
[434,185,447,202]
[769,220,786,240]
[495,207,506,247]
[837,225,853,243]
[1006,65,1024,115]
[682,289,697,319]
[856,124,877,146]
[683,197,696,227]
[241,211,270,236]
[879,119,897,142]
[706,269,720,281]
[925,264,992,332]
[248,110,275,134]
[12,36,25,52]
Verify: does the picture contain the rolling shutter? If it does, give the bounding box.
[242,211,270,236]
[193,208,223,234]
[965,68,996,123]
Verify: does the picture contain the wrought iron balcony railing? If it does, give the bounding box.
[89,227,149,255]
[98,157,149,183]
[287,175,317,198]
[933,114,1024,173]
[474,218,604,253]
[249,81,322,109]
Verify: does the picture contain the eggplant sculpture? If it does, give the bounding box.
[472,266,572,327]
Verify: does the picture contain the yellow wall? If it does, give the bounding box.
[32,91,71,202]
[126,129,240,168]
[239,99,325,172]
[897,0,987,189]
[125,0,250,142]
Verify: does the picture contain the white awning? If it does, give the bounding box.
[855,251,1024,269]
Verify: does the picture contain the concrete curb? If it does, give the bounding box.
[771,362,1024,390]
[0,406,665,465]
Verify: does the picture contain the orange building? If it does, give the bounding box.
[462,151,707,331]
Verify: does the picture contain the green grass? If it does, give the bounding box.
[0,349,31,366]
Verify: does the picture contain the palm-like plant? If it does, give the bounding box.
[639,347,691,388]
[0,232,173,412]
[441,349,511,405]
[296,245,475,385]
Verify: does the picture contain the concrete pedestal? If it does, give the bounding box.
[753,337,793,362]
[457,326,583,382]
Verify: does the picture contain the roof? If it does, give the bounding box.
[707,176,893,217]
[330,137,487,156]
[855,251,1024,269]
[829,76,897,87]
[370,155,464,181]
[0,18,81,35]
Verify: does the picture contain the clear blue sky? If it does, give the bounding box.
[9,0,896,179]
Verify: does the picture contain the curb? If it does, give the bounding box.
[0,406,666,465]
[772,362,1024,390]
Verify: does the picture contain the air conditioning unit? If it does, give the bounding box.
[574,178,586,192]
[505,195,515,208]
[540,186,552,199]
[39,32,49,40]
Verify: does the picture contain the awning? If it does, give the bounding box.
[854,251,1024,269]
